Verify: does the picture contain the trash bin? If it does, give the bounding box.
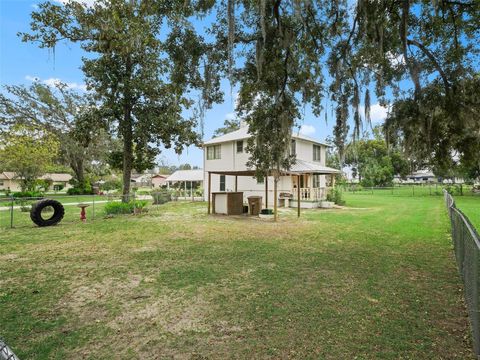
[247,196,262,216]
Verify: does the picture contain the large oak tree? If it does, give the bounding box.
[22,0,221,199]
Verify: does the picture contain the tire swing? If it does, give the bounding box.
[30,199,65,227]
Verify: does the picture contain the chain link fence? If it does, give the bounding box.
[343,184,474,197]
[0,190,201,230]
[444,190,480,358]
[0,337,20,360]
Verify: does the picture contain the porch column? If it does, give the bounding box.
[332,174,336,188]
[184,181,187,199]
[297,174,301,218]
[235,175,238,192]
[191,181,193,201]
[207,172,211,214]
[265,175,268,208]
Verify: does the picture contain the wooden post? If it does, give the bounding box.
[332,174,336,188]
[265,175,268,209]
[274,177,278,222]
[297,174,301,218]
[235,175,238,192]
[184,181,187,200]
[191,181,193,201]
[207,172,211,214]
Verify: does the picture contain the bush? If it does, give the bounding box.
[13,191,44,198]
[326,188,345,206]
[104,200,148,215]
[151,190,171,205]
[67,179,94,195]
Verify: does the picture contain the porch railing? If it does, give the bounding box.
[293,187,326,201]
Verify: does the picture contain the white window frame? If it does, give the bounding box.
[236,140,243,153]
[220,175,226,191]
[313,144,321,162]
[207,145,221,160]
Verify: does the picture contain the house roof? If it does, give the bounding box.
[0,172,72,182]
[0,172,15,180]
[203,126,329,146]
[41,173,73,182]
[167,169,204,182]
[152,174,168,179]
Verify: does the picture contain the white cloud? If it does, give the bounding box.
[25,75,87,92]
[299,124,316,136]
[360,103,390,124]
[55,0,98,7]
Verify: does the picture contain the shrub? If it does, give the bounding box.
[13,191,43,198]
[151,190,171,205]
[326,188,345,206]
[67,179,94,195]
[104,200,148,215]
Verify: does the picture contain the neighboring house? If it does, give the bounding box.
[166,169,204,199]
[202,125,340,208]
[166,170,204,189]
[130,173,152,188]
[394,169,465,184]
[0,172,73,192]
[151,174,168,188]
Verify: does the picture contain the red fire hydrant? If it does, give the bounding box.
[77,203,90,222]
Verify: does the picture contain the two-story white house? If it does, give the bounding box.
[202,125,340,209]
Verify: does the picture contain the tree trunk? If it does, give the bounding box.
[122,55,134,203]
[70,157,85,187]
[122,119,133,202]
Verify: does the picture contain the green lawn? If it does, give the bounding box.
[0,194,473,359]
[454,195,480,230]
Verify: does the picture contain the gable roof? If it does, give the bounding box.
[0,172,72,182]
[152,174,168,179]
[167,169,204,182]
[203,126,329,146]
[0,172,15,180]
[41,173,73,182]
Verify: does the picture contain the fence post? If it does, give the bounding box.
[10,196,14,229]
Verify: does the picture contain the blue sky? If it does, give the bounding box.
[0,0,389,168]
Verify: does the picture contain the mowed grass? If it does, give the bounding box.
[454,195,480,230]
[0,194,473,359]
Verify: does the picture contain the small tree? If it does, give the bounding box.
[0,125,59,191]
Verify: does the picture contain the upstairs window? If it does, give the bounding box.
[313,145,321,162]
[207,145,221,160]
[236,140,243,153]
[220,175,226,191]
[290,139,296,156]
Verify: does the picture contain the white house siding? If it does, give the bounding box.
[203,135,328,207]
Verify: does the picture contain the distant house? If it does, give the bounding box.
[202,125,340,208]
[130,173,152,188]
[166,169,204,189]
[0,172,73,192]
[151,174,168,188]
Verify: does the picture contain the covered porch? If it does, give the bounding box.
[207,160,340,220]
